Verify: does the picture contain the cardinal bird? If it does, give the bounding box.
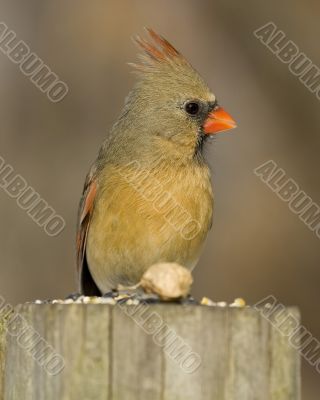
[77,29,236,295]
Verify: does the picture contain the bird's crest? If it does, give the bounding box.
[130,28,188,71]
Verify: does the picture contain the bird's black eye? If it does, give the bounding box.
[184,101,200,116]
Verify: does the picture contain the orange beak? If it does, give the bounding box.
[203,106,237,135]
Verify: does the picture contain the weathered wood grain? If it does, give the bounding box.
[0,303,301,400]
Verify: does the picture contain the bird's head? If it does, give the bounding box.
[112,29,236,163]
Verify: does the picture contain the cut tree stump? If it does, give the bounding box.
[0,303,300,400]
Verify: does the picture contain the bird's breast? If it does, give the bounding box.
[86,160,213,290]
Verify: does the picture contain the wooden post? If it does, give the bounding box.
[0,303,300,400]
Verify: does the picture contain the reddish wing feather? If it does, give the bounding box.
[76,177,97,274]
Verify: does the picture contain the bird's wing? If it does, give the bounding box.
[76,165,100,295]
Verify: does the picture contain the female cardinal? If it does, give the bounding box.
[77,29,236,295]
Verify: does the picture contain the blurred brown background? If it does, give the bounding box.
[0,0,319,398]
